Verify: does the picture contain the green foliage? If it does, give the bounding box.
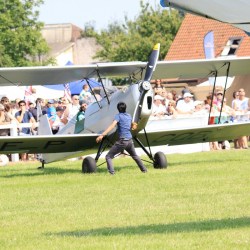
[0,0,51,67]
[84,1,183,62]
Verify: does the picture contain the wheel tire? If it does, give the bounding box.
[82,157,97,173]
[153,152,167,169]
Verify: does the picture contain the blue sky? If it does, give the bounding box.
[39,0,159,31]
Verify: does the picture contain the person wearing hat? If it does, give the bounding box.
[216,91,224,111]
[151,95,166,118]
[193,100,207,115]
[176,92,194,114]
[46,100,57,129]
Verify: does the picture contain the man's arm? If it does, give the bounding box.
[96,120,117,143]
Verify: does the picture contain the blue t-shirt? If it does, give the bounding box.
[114,113,132,139]
[47,106,57,122]
[15,110,34,134]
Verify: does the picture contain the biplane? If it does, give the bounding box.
[1,42,250,173]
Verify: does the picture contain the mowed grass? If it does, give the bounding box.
[0,150,249,250]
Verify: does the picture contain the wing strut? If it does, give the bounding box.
[96,68,110,105]
[208,71,217,125]
[218,62,231,124]
[85,78,102,109]
[207,62,231,125]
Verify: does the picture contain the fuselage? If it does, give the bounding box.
[41,83,154,163]
[83,83,154,135]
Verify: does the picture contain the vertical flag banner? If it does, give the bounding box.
[64,83,71,102]
[204,31,215,86]
[204,31,215,59]
[24,85,33,107]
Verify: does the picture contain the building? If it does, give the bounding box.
[42,23,101,66]
[164,14,250,102]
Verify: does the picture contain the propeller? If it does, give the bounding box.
[133,43,160,123]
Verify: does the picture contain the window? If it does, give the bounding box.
[221,37,243,56]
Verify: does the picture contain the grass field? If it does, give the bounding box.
[0,150,249,249]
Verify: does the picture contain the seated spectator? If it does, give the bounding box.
[0,104,11,136]
[221,98,236,119]
[151,95,165,118]
[51,106,66,133]
[176,92,194,114]
[11,98,21,117]
[79,84,92,104]
[176,88,190,105]
[15,100,37,161]
[46,99,57,128]
[232,91,239,110]
[90,88,102,103]
[1,96,10,106]
[165,100,178,117]
[29,98,47,122]
[153,79,164,95]
[193,100,207,115]
[77,102,88,122]
[4,104,19,127]
[215,90,224,111]
[15,100,36,135]
[62,95,80,124]
[233,88,249,149]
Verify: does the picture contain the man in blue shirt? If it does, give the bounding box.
[96,102,147,175]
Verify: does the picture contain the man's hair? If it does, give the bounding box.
[18,100,26,106]
[117,102,126,113]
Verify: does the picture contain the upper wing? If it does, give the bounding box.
[137,122,250,146]
[0,134,99,154]
[161,0,250,32]
[1,56,250,86]
[154,57,250,79]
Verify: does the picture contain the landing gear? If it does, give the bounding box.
[82,157,97,173]
[153,151,167,169]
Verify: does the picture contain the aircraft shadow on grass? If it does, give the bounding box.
[47,217,250,237]
[0,164,130,178]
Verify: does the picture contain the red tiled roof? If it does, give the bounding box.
[166,14,250,60]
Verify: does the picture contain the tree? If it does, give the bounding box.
[83,1,183,62]
[0,0,52,67]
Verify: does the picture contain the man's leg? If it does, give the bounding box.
[105,140,125,174]
[125,140,147,172]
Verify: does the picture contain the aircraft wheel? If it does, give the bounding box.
[153,152,167,169]
[82,157,97,173]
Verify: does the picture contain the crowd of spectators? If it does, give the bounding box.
[0,83,100,161]
[1,81,249,162]
[151,80,250,150]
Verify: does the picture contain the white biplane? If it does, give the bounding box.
[1,43,250,172]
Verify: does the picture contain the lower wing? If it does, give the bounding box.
[137,122,250,146]
[0,134,98,154]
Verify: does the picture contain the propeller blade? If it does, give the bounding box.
[144,43,160,82]
[133,43,160,124]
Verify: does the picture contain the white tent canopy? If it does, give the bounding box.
[0,85,64,101]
